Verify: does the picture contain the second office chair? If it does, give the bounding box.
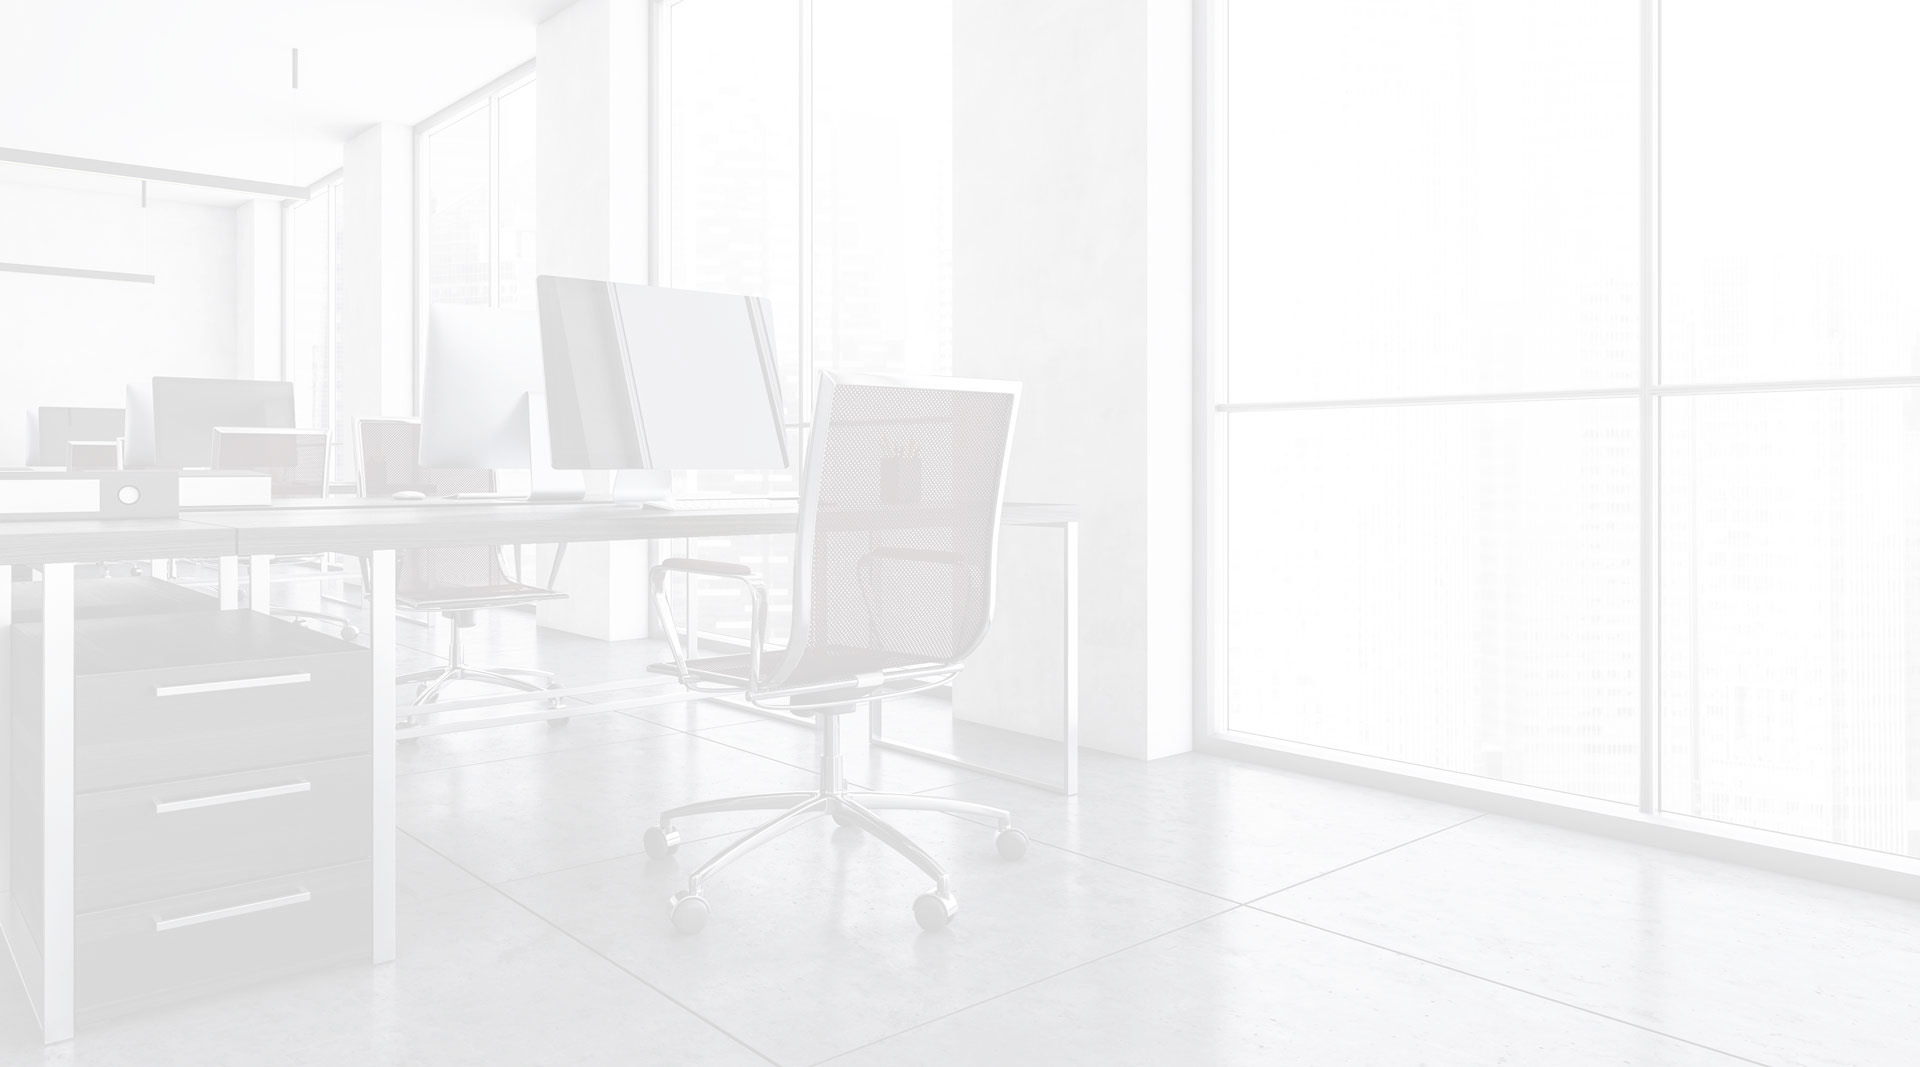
[643,372,1027,933]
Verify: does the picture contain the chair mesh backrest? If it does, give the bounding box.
[214,430,328,499]
[358,419,505,598]
[781,376,1017,680]
[395,539,512,599]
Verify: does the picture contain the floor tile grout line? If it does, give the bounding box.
[915,782,1497,907]
[460,814,836,887]
[916,804,1249,907]
[1256,911,1773,1067]
[964,820,1244,906]
[1249,812,1488,902]
[806,904,1249,1067]
[689,719,983,794]
[396,728,686,779]
[401,831,786,1067]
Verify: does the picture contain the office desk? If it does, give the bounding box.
[1,500,1077,1043]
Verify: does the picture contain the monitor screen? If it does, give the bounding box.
[536,276,787,472]
[419,304,543,469]
[29,406,124,466]
[149,377,295,469]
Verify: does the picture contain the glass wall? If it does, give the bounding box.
[1214,0,1920,856]
[417,71,538,405]
[286,176,348,480]
[664,0,954,645]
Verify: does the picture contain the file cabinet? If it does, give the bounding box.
[9,599,372,1022]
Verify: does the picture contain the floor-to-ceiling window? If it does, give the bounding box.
[416,67,538,408]
[1208,0,1920,860]
[286,174,348,479]
[661,0,953,645]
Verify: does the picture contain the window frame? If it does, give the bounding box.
[412,62,537,415]
[282,170,346,478]
[1194,0,1920,891]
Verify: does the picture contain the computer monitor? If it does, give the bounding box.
[27,406,125,467]
[420,304,543,469]
[128,377,296,469]
[536,276,787,500]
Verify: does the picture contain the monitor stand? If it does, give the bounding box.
[612,469,672,503]
[528,393,587,501]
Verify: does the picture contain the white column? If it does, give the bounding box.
[534,0,653,640]
[537,0,649,284]
[341,123,415,468]
[235,199,284,380]
[950,0,1193,760]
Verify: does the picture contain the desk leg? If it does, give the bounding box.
[863,519,1081,796]
[367,549,396,963]
[218,556,240,610]
[248,555,272,614]
[0,569,10,976]
[40,563,75,1043]
[1061,520,1079,797]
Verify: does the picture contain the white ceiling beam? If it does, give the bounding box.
[0,146,310,200]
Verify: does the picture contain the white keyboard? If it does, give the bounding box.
[644,497,798,512]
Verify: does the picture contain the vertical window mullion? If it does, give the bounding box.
[797,0,814,468]
[1638,0,1664,816]
[488,94,502,309]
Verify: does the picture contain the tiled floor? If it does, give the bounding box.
[3,605,1917,1065]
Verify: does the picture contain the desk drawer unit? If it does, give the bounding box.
[76,756,373,912]
[69,655,367,791]
[7,602,374,1025]
[76,861,371,1021]
[10,609,370,791]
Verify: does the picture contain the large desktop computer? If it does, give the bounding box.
[125,377,296,470]
[27,406,125,468]
[532,276,789,502]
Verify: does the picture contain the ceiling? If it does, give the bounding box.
[0,0,572,190]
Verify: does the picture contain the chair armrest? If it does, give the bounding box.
[656,557,754,577]
[649,559,770,688]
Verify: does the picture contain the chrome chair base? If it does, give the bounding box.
[398,621,560,717]
[643,711,1027,933]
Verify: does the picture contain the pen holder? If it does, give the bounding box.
[881,454,922,505]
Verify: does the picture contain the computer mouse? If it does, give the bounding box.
[393,491,427,501]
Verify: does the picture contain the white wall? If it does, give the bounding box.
[341,122,415,427]
[235,199,283,381]
[951,0,1193,759]
[0,181,239,466]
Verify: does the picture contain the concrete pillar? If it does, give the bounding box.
[533,0,653,640]
[341,123,415,441]
[951,0,1193,759]
[235,199,283,380]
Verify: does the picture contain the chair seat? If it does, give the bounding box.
[650,645,955,705]
[396,582,568,613]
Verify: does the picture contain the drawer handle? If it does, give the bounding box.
[154,780,312,815]
[153,890,312,932]
[154,672,312,698]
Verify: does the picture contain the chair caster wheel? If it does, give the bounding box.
[644,825,681,859]
[341,625,361,642]
[670,892,709,934]
[913,891,957,931]
[995,827,1028,860]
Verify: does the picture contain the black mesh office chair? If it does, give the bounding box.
[357,418,567,713]
[643,372,1027,932]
